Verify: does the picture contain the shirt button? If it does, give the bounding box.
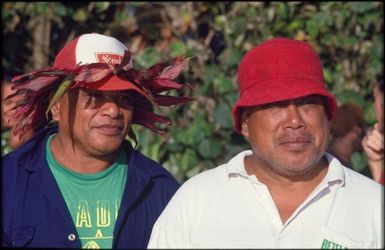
[68,233,76,241]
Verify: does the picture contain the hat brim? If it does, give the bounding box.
[81,74,146,96]
[232,77,338,133]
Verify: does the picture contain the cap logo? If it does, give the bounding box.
[95,53,122,64]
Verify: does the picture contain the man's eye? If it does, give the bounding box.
[298,100,312,105]
[117,95,133,105]
[118,95,130,101]
[89,93,102,98]
[85,92,102,101]
[268,101,288,108]
[297,98,320,106]
[275,102,288,108]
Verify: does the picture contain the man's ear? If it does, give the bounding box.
[241,111,249,138]
[50,101,60,122]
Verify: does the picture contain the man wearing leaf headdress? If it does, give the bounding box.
[2,33,192,249]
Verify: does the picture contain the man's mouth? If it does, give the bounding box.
[96,125,123,135]
[278,136,312,151]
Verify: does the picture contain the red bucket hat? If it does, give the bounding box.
[232,37,337,133]
[5,33,192,139]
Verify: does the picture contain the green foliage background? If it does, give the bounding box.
[2,2,383,182]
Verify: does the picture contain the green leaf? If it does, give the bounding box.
[203,65,221,84]
[306,20,319,38]
[46,75,75,117]
[214,102,233,129]
[314,12,333,27]
[169,40,186,58]
[35,2,48,15]
[181,149,198,171]
[224,92,239,108]
[127,128,138,148]
[287,20,302,31]
[370,36,384,63]
[246,7,257,19]
[334,90,366,107]
[174,116,211,146]
[213,73,233,94]
[198,138,222,158]
[323,68,333,85]
[53,4,68,16]
[351,2,376,13]
[166,139,184,152]
[363,104,377,125]
[1,130,12,156]
[147,141,161,161]
[351,151,367,172]
[73,9,87,22]
[94,2,110,13]
[231,16,247,34]
[136,47,162,69]
[218,47,243,70]
[186,167,201,179]
[214,15,227,30]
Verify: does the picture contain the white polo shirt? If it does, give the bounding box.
[148,150,384,249]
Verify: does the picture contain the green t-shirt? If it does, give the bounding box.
[46,134,127,249]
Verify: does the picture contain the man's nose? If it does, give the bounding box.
[284,104,305,129]
[101,97,120,118]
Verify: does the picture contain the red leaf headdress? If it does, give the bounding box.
[4,52,193,142]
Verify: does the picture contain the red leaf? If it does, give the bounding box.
[143,61,170,80]
[12,68,73,84]
[119,69,141,85]
[115,50,132,73]
[154,95,194,106]
[12,76,59,92]
[150,78,183,93]
[133,108,171,124]
[11,68,54,83]
[75,64,112,83]
[132,108,172,135]
[12,93,50,138]
[159,57,190,79]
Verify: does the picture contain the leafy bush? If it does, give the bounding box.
[2,2,383,182]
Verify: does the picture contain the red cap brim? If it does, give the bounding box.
[81,75,147,96]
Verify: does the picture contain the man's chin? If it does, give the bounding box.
[92,140,124,154]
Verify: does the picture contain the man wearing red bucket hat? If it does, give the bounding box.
[2,33,192,248]
[148,38,383,248]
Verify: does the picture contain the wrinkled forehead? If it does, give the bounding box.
[241,94,328,117]
[254,94,326,108]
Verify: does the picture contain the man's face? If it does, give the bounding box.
[350,125,364,151]
[373,85,384,133]
[53,88,134,156]
[241,95,330,177]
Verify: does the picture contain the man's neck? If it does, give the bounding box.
[244,155,329,224]
[246,156,328,188]
[50,134,121,174]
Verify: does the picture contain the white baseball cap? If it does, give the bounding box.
[53,33,140,92]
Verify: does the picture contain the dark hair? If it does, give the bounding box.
[330,102,366,138]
